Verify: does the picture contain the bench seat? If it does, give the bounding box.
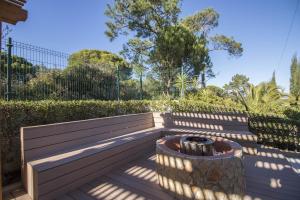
[20,112,258,199]
[27,127,163,200]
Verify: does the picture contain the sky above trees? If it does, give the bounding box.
[5,0,300,91]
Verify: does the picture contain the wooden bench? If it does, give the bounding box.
[21,112,163,200]
[20,111,258,200]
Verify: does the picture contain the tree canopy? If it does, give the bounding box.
[290,55,300,103]
[105,0,243,94]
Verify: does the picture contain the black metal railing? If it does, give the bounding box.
[0,38,137,100]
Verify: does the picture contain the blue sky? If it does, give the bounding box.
[5,0,300,91]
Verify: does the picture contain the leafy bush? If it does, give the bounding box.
[186,88,242,109]
[149,99,246,120]
[0,100,151,138]
[283,106,300,121]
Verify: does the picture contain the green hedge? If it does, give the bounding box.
[150,99,245,113]
[0,100,152,138]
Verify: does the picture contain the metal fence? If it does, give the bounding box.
[0,38,138,100]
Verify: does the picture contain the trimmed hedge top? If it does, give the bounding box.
[0,100,151,137]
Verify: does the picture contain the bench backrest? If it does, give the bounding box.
[155,112,249,132]
[21,112,154,162]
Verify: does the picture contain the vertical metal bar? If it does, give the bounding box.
[6,37,12,101]
[116,65,120,101]
[140,71,143,100]
[0,20,2,200]
[0,22,2,99]
[180,65,184,98]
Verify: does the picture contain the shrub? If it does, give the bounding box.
[283,106,300,121]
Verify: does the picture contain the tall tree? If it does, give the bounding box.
[181,8,243,87]
[290,54,300,102]
[121,38,152,99]
[224,74,250,97]
[105,1,243,94]
[270,70,277,87]
[68,49,131,80]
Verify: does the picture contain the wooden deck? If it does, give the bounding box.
[4,146,300,200]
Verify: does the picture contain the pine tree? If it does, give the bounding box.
[270,70,277,87]
[290,54,300,102]
[290,55,298,94]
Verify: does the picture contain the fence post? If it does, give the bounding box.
[140,72,143,100]
[6,37,12,101]
[180,65,184,98]
[116,65,120,101]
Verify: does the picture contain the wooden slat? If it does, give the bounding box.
[39,143,156,200]
[6,0,24,7]
[24,116,153,150]
[24,123,156,162]
[68,190,94,200]
[80,177,149,200]
[37,130,161,184]
[8,149,300,200]
[22,113,152,140]
[37,139,157,196]
[55,195,74,200]
[0,1,27,24]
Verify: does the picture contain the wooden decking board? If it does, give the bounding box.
[5,149,300,200]
[55,195,74,200]
[80,176,150,200]
[61,152,300,200]
[68,190,95,200]
[39,144,156,199]
[107,173,173,200]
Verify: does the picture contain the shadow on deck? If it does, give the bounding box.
[4,146,300,200]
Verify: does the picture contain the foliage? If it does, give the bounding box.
[210,35,243,57]
[143,75,164,99]
[283,106,300,121]
[224,74,250,97]
[0,52,43,83]
[181,8,219,35]
[235,83,285,114]
[105,0,181,40]
[0,100,151,138]
[68,49,132,80]
[106,1,243,94]
[174,73,198,97]
[152,25,197,93]
[121,38,152,99]
[181,8,243,87]
[186,87,242,109]
[290,55,300,103]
